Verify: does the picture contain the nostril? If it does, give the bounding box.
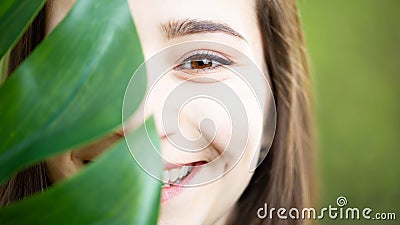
[83,160,92,165]
[73,132,123,166]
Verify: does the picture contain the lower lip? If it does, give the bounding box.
[161,163,203,204]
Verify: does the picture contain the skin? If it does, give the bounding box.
[45,0,270,225]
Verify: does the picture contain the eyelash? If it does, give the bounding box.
[174,50,234,73]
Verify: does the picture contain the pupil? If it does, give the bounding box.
[192,60,212,69]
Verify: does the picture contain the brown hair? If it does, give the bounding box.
[1,1,315,224]
[227,1,314,224]
[0,4,52,206]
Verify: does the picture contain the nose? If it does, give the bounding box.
[72,132,122,165]
[122,63,179,140]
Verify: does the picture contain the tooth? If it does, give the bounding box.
[183,166,188,176]
[170,168,179,182]
[177,168,183,179]
[162,170,169,182]
[179,167,185,178]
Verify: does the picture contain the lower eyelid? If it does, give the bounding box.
[173,71,232,83]
[173,65,235,83]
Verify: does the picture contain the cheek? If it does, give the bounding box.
[46,152,80,183]
[45,0,76,35]
[179,77,265,168]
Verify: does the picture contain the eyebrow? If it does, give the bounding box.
[161,19,246,41]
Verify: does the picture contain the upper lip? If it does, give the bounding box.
[160,132,175,140]
[161,132,210,170]
[163,161,186,170]
[163,161,205,170]
[117,128,211,171]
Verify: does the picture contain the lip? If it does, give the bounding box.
[163,160,202,170]
[161,161,206,204]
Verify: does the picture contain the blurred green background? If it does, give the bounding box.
[299,0,399,224]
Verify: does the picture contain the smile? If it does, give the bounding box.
[162,165,193,187]
[161,161,206,203]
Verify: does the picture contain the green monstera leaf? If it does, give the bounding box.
[0,0,161,224]
[0,0,46,58]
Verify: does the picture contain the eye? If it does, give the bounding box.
[183,58,215,70]
[175,50,233,73]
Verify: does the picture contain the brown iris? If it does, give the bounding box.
[191,60,213,69]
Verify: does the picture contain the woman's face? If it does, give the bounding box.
[46,0,271,225]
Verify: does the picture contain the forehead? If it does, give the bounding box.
[129,0,256,21]
[129,0,259,55]
[47,0,263,63]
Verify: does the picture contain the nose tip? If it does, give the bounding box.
[72,132,122,165]
[115,129,125,137]
[122,109,172,140]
